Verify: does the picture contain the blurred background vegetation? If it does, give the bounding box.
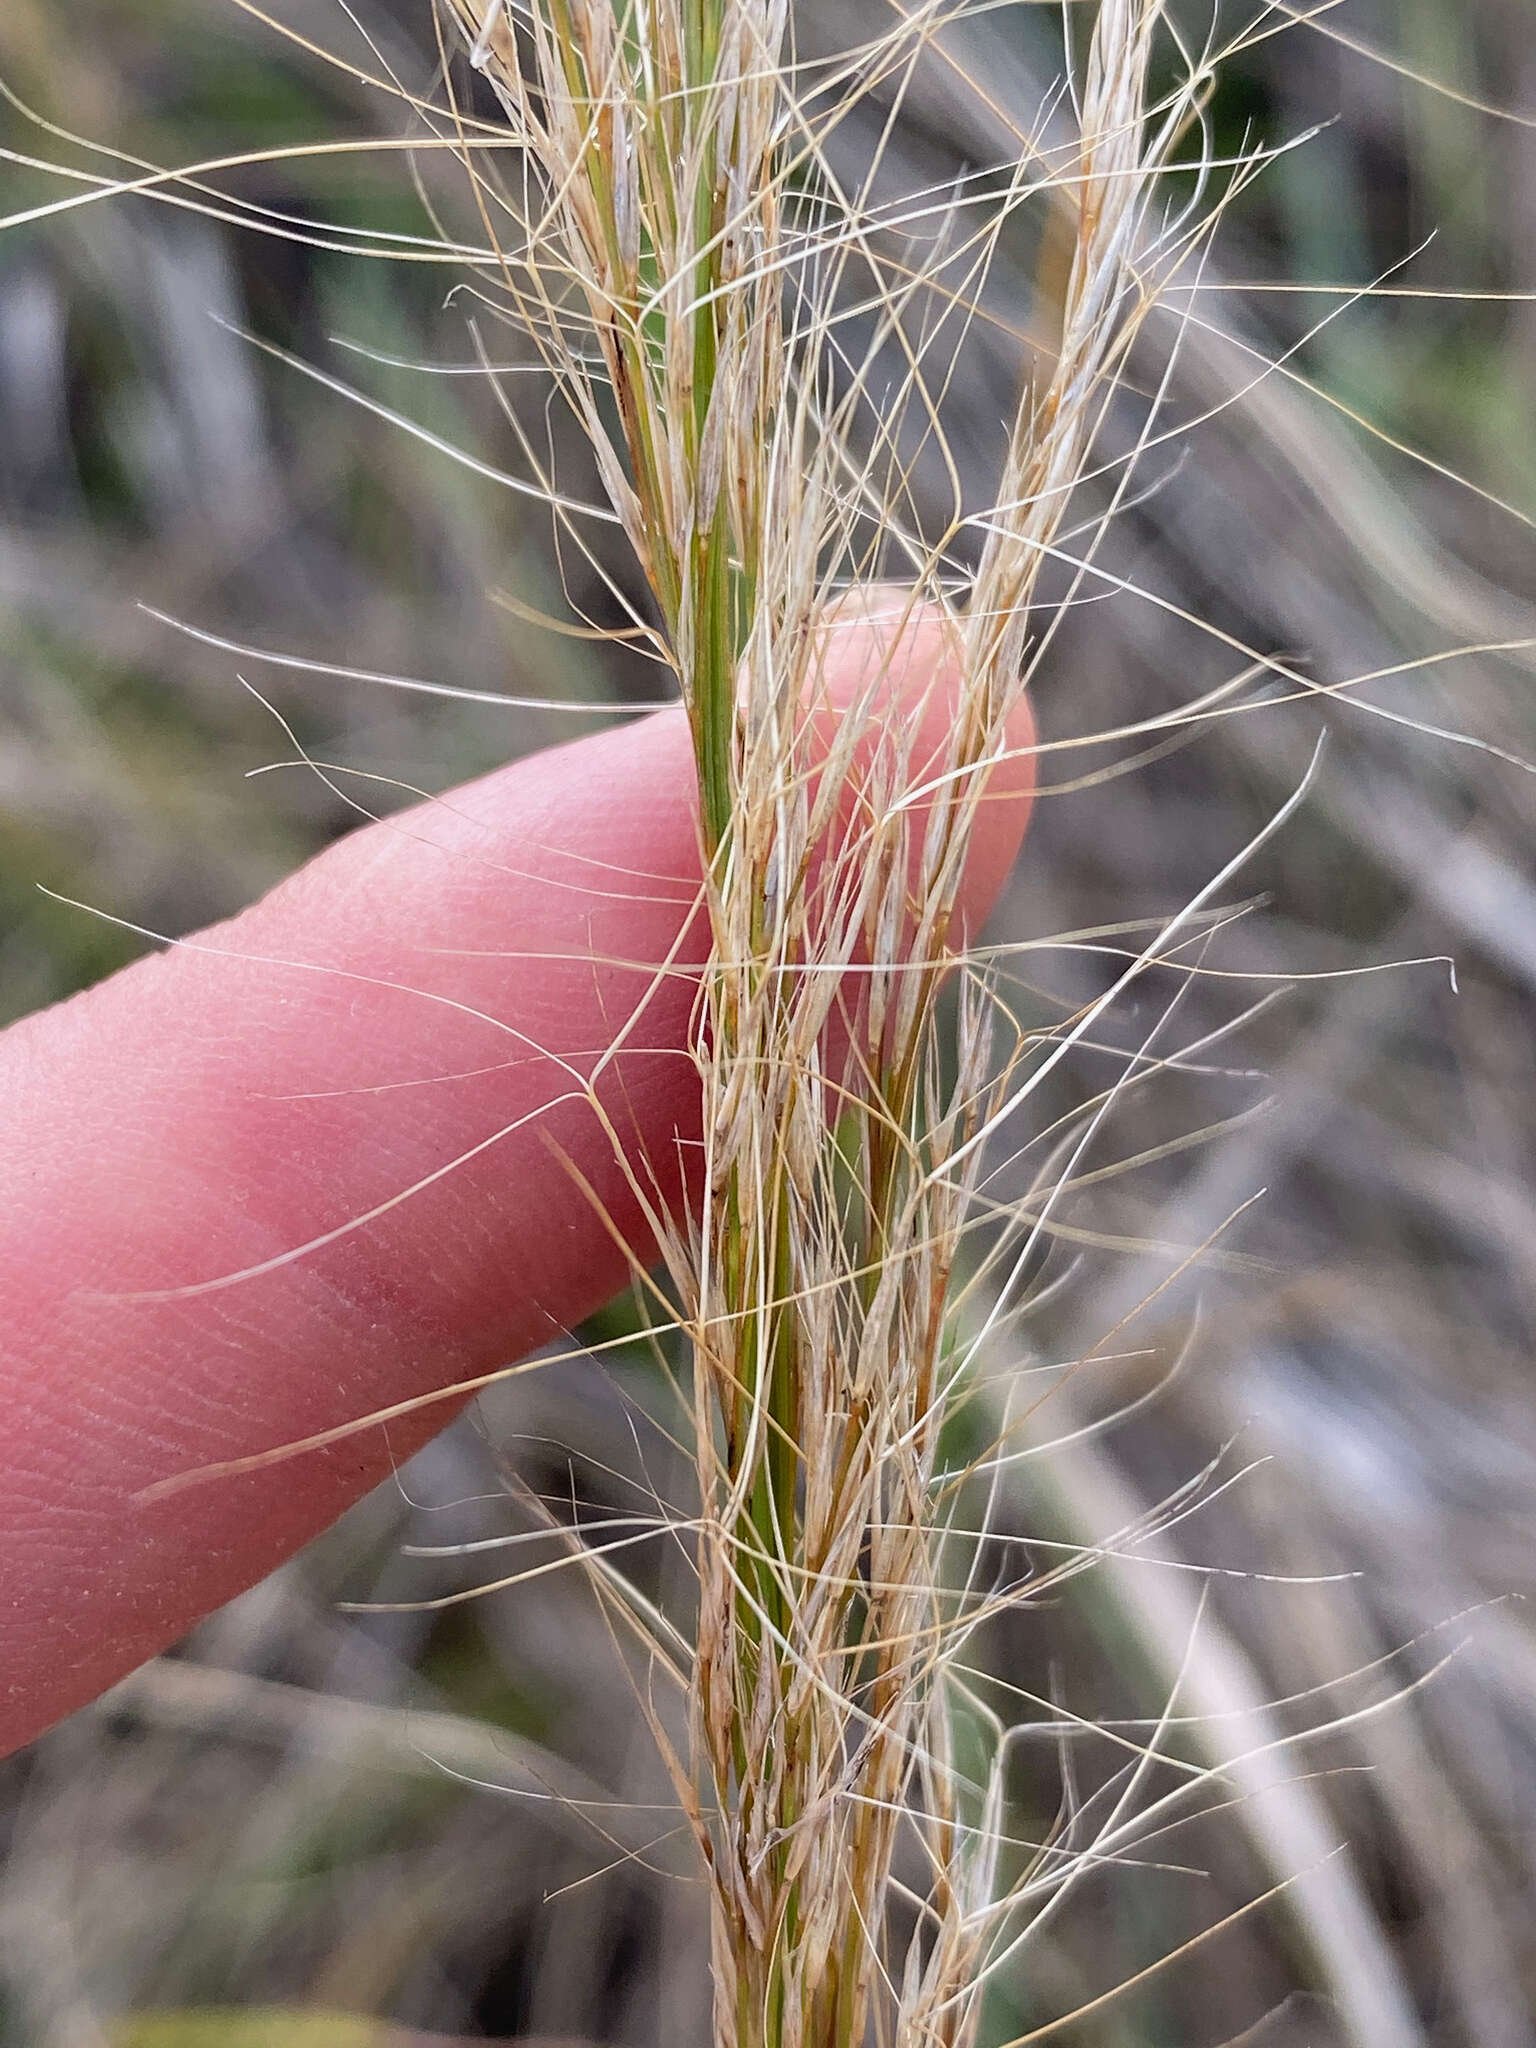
[1,1,1534,2043]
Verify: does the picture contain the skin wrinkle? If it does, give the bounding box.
[0,615,1034,1753]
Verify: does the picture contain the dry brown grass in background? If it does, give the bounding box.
[1,1,1534,2044]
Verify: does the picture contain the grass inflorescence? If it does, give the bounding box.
[426,3,1227,2044]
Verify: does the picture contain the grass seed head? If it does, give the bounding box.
[432,4,1193,2040]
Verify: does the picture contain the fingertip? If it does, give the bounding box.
[812,586,1037,935]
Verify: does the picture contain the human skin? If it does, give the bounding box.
[0,605,1034,1756]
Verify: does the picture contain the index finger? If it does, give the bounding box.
[0,608,1035,1754]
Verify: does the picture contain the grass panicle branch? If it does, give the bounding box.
[433,3,1205,2045]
